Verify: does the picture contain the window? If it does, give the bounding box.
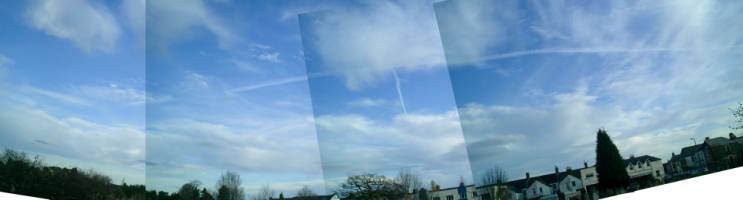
[539,187,543,193]
[446,195,453,200]
[571,181,576,187]
[434,197,441,200]
[639,164,642,168]
[647,161,651,167]
[656,170,661,177]
[586,173,594,178]
[473,191,477,197]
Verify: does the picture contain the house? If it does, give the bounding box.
[665,133,743,180]
[429,181,478,200]
[665,143,708,178]
[623,155,665,190]
[501,167,585,200]
[269,194,339,200]
[579,155,665,199]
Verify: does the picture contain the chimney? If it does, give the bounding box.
[526,172,530,179]
[730,133,737,139]
[584,162,588,168]
[705,137,710,141]
[672,152,675,157]
[554,166,559,174]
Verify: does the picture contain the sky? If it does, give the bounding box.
[297,0,472,190]
[1,0,742,198]
[435,0,743,183]
[0,0,145,185]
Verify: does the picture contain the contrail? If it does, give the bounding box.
[392,69,407,114]
[229,72,330,93]
[469,47,689,64]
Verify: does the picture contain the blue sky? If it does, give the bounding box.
[2,0,742,198]
[0,0,145,185]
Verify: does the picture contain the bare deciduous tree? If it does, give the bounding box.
[216,171,245,200]
[731,102,743,133]
[481,166,508,185]
[178,180,202,200]
[481,166,509,200]
[397,168,422,193]
[252,185,275,200]
[296,185,316,197]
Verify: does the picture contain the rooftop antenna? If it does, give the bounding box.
[690,138,697,145]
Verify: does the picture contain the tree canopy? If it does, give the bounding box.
[336,173,406,200]
[595,129,630,190]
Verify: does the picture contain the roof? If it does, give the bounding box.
[679,144,705,157]
[437,184,475,191]
[705,137,730,146]
[624,155,661,165]
[500,169,582,191]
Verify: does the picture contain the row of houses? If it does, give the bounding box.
[424,132,743,200]
[426,155,665,200]
[664,133,743,181]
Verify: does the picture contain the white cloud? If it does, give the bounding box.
[20,86,90,106]
[347,98,386,108]
[0,90,145,184]
[146,116,324,193]
[300,1,446,90]
[148,0,238,51]
[314,111,472,188]
[178,71,211,91]
[0,54,13,67]
[121,0,145,44]
[227,58,261,73]
[0,54,12,78]
[73,84,146,105]
[433,0,521,65]
[26,0,121,53]
[258,52,281,63]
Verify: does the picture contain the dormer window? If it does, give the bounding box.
[647,161,651,167]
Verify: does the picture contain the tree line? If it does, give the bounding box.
[0,149,149,199]
[0,149,252,200]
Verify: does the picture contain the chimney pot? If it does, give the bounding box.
[554,166,559,174]
[526,172,530,179]
[584,162,588,168]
